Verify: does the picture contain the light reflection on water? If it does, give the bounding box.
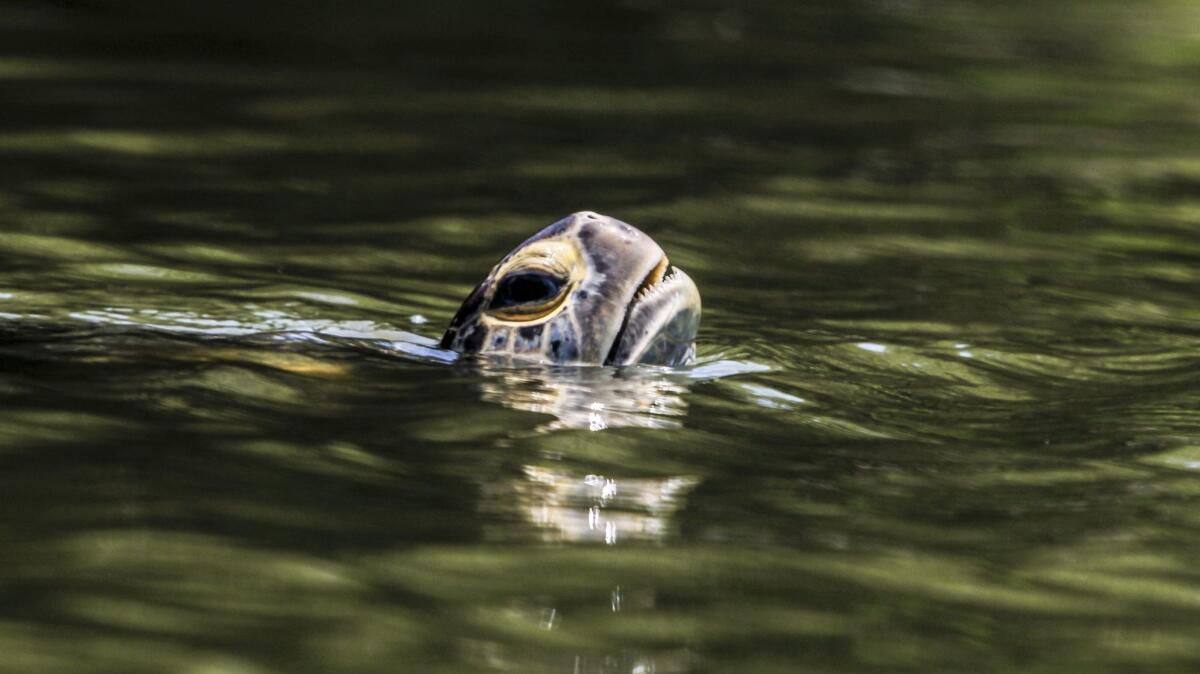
[482,466,699,545]
[476,366,692,432]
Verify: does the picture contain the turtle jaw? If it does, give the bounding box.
[603,258,701,367]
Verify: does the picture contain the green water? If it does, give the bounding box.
[2,2,1199,672]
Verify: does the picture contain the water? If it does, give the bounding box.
[2,2,1199,672]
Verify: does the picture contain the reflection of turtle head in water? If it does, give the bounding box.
[441,212,701,367]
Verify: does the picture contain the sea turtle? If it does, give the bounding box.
[440,211,701,367]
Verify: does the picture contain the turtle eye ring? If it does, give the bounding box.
[488,271,566,315]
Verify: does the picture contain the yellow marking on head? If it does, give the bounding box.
[495,238,583,281]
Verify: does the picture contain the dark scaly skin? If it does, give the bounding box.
[442,212,700,366]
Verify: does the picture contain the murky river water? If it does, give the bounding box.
[2,2,1199,672]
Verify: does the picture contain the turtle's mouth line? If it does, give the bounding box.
[603,255,675,365]
[632,255,673,304]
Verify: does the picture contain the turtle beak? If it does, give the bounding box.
[604,259,701,367]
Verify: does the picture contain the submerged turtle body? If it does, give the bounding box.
[441,211,701,367]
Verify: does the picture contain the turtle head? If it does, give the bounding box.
[440,211,700,366]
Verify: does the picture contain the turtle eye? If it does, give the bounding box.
[489,271,565,313]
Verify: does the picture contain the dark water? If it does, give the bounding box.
[2,2,1200,672]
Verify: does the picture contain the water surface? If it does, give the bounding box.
[2,2,1199,672]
